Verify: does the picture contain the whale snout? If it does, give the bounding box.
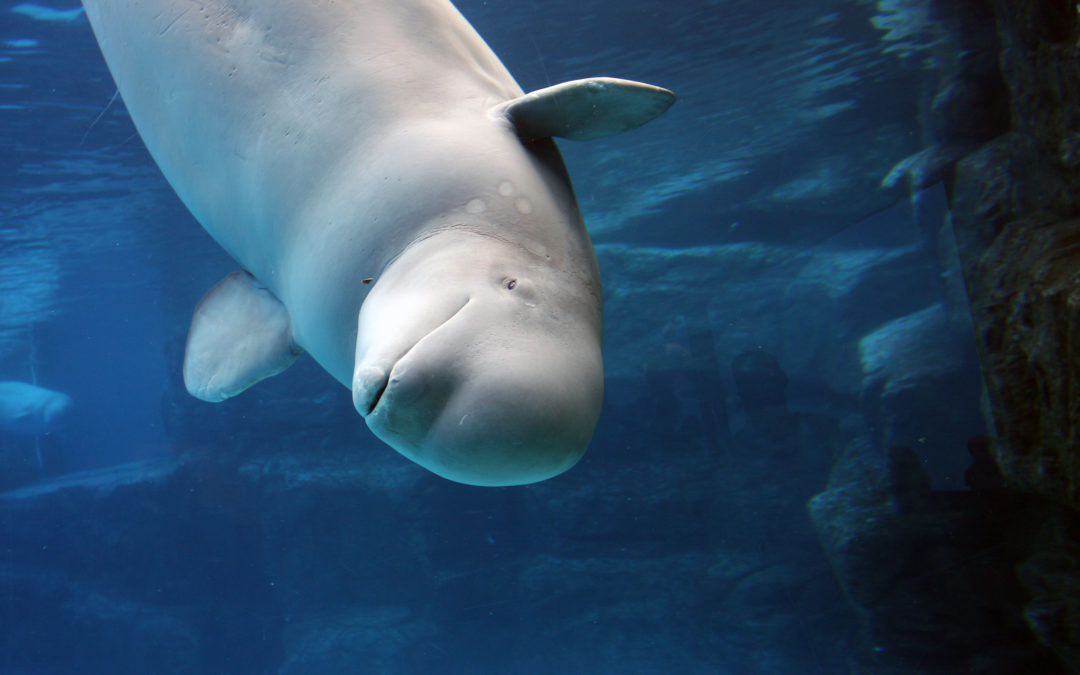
[44,393,74,431]
[352,364,390,416]
[354,288,603,486]
[362,334,603,486]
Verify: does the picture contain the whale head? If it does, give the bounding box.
[43,392,74,432]
[351,228,603,486]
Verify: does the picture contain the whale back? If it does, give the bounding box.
[81,0,524,283]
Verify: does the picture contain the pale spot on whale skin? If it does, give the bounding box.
[515,197,533,214]
[522,238,547,259]
[465,198,486,214]
[498,180,515,196]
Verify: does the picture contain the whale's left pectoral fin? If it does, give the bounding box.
[496,77,675,142]
[183,270,303,402]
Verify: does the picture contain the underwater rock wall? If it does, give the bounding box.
[810,446,1073,673]
[974,217,1080,504]
[950,0,1080,511]
[924,0,1080,670]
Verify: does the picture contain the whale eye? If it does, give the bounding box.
[505,278,517,291]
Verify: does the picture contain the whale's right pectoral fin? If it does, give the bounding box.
[183,270,303,402]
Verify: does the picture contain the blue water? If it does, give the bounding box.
[0,1,1022,673]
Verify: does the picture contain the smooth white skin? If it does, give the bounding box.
[183,270,301,402]
[355,228,602,485]
[82,0,605,484]
[0,382,73,436]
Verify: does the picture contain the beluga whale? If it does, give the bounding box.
[81,0,675,485]
[0,382,73,437]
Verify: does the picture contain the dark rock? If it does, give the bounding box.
[927,0,1010,147]
[883,144,972,193]
[951,132,1074,278]
[876,0,1009,200]
[931,5,1080,668]
[990,0,1080,160]
[972,217,1080,507]
[964,435,1007,491]
[858,303,985,488]
[886,446,933,514]
[811,449,1070,674]
[1019,544,1080,668]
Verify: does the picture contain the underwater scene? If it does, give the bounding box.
[1,0,1079,672]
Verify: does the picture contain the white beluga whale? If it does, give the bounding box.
[0,382,73,437]
[81,0,674,485]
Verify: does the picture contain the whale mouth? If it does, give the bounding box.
[365,373,390,416]
[355,297,471,418]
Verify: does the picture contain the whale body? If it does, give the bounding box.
[81,0,674,485]
[0,382,73,436]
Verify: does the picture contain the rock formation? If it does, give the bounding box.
[870,1,1080,669]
